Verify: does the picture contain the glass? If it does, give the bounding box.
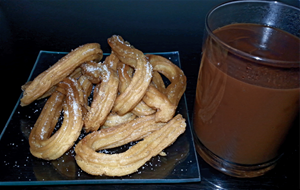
[193,0,300,178]
[0,51,200,186]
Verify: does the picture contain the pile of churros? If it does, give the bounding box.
[21,35,187,177]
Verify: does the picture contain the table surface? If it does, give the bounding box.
[0,0,299,189]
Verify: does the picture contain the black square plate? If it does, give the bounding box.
[0,51,201,186]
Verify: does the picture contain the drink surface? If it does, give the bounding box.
[213,23,300,62]
[194,23,300,165]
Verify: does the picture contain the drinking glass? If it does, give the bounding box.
[193,0,300,178]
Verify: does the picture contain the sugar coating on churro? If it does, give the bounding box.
[25,35,187,176]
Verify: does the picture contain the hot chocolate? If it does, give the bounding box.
[194,23,300,165]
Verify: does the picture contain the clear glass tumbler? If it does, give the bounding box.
[193,0,300,178]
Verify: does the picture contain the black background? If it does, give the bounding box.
[0,0,299,189]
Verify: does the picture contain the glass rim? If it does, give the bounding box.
[205,0,300,68]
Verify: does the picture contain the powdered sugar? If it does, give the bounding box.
[85,63,100,73]
[100,64,111,82]
[82,48,96,55]
[145,61,153,82]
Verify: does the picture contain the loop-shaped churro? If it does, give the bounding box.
[108,35,153,115]
[118,62,156,116]
[74,114,186,176]
[107,35,143,68]
[143,85,177,122]
[118,62,175,122]
[146,54,187,106]
[151,71,166,94]
[84,62,119,132]
[22,67,84,101]
[21,43,103,106]
[25,36,188,177]
[29,78,84,160]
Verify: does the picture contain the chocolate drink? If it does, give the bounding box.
[194,23,300,165]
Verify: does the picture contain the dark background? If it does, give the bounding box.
[0,0,299,189]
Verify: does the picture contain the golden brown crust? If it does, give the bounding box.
[146,54,187,106]
[143,85,176,123]
[117,62,156,116]
[108,35,153,115]
[29,78,84,160]
[103,51,119,71]
[81,61,102,84]
[68,67,83,79]
[84,63,119,132]
[74,114,186,176]
[21,43,102,106]
[78,75,93,116]
[107,35,143,68]
[117,61,176,122]
[151,71,166,94]
[25,36,188,177]
[102,112,137,129]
